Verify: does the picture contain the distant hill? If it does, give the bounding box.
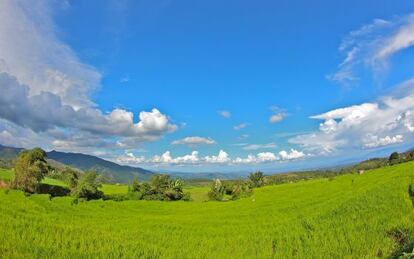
[47,150,153,183]
[0,145,153,183]
[168,171,249,180]
[0,145,23,160]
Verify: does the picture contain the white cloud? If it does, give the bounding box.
[152,151,174,164]
[173,151,200,164]
[256,152,278,162]
[0,1,176,150]
[234,123,248,130]
[171,136,216,146]
[116,152,146,164]
[329,14,414,85]
[242,143,277,151]
[117,149,307,166]
[293,14,414,155]
[218,110,231,119]
[0,74,176,138]
[269,113,286,123]
[269,107,287,124]
[290,79,414,154]
[278,149,305,160]
[364,134,403,148]
[204,150,231,164]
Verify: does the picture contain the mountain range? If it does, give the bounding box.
[0,145,153,183]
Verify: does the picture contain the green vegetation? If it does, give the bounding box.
[126,175,190,201]
[12,148,49,193]
[248,171,265,187]
[0,168,14,181]
[70,171,104,200]
[208,178,253,201]
[0,161,413,257]
[208,178,225,200]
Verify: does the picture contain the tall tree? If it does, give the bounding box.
[13,148,48,193]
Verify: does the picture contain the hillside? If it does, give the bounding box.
[0,145,153,183]
[0,162,413,257]
[46,150,153,183]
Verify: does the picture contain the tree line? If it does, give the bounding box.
[10,148,190,202]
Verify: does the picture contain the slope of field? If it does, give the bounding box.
[0,168,67,187]
[1,162,414,258]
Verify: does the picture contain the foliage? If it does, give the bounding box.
[248,171,265,187]
[390,152,401,165]
[127,175,190,201]
[208,179,225,201]
[71,171,103,200]
[230,181,253,200]
[12,148,49,193]
[63,167,80,189]
[48,166,80,189]
[0,159,14,169]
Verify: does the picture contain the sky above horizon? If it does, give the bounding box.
[1,0,414,173]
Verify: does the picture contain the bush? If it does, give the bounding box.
[231,181,253,200]
[127,175,189,201]
[248,171,265,188]
[71,171,103,200]
[208,179,225,201]
[37,184,71,197]
[389,152,401,166]
[62,167,80,189]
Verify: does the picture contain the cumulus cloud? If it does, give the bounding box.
[0,74,176,137]
[364,134,403,148]
[278,149,305,160]
[117,149,306,166]
[290,79,414,154]
[0,0,176,151]
[171,136,216,146]
[218,110,231,119]
[204,150,231,164]
[292,13,414,155]
[329,14,414,85]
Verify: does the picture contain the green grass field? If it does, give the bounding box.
[0,169,67,187]
[0,162,414,258]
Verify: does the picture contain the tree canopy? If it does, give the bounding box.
[13,148,48,193]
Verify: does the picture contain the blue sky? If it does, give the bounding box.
[1,0,414,172]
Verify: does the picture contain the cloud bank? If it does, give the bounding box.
[117,149,306,166]
[0,0,176,152]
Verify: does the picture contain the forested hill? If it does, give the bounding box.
[0,145,153,183]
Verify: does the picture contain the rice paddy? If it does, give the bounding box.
[0,162,413,258]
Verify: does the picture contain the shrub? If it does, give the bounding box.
[208,179,225,201]
[248,171,265,188]
[62,167,80,189]
[37,183,70,197]
[71,171,103,200]
[231,181,252,200]
[389,152,401,166]
[12,148,49,193]
[128,175,189,201]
